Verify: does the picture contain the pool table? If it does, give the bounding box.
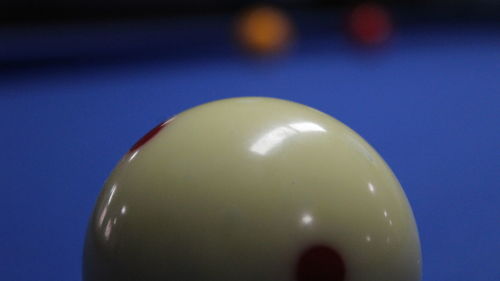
[0,14,498,281]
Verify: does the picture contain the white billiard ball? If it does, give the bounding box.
[83,97,421,281]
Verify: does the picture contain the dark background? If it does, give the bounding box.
[1,0,499,23]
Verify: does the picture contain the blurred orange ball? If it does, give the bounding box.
[235,6,294,55]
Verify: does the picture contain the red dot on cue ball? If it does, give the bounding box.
[347,3,393,46]
[129,117,175,152]
[295,245,346,281]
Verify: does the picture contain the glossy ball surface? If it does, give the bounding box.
[83,97,421,281]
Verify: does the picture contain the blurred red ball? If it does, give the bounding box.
[347,3,393,46]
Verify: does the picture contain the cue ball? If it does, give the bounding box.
[83,97,421,281]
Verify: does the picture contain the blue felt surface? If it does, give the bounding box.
[0,24,499,281]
